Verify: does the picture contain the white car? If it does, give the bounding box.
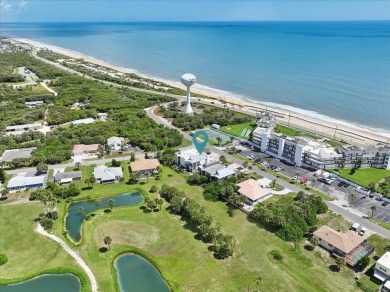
[293,175,298,180]
[358,228,367,236]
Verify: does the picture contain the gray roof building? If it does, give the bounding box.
[0,147,36,162]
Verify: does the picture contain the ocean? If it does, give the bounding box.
[1,21,390,133]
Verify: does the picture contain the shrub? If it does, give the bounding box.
[0,254,8,266]
[269,250,283,261]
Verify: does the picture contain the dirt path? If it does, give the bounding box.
[36,224,98,292]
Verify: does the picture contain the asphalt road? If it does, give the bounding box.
[146,105,390,239]
[27,51,390,239]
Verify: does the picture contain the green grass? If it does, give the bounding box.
[220,122,256,138]
[337,168,390,187]
[369,217,390,231]
[53,168,362,291]
[4,166,387,291]
[0,203,90,291]
[275,125,318,139]
[325,139,343,148]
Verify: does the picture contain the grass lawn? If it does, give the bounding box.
[325,139,343,148]
[337,168,390,187]
[220,122,256,138]
[275,125,318,139]
[0,202,89,291]
[50,167,363,292]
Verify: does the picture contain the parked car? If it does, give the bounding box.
[382,201,389,207]
[350,223,360,232]
[369,194,374,198]
[275,167,282,172]
[293,175,298,180]
[358,227,367,236]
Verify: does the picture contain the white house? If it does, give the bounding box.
[5,123,43,135]
[175,147,214,172]
[54,171,82,185]
[107,136,124,151]
[374,252,390,283]
[7,173,46,191]
[199,162,236,180]
[97,113,107,121]
[93,165,123,184]
[72,118,95,126]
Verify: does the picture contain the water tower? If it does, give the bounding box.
[181,73,196,114]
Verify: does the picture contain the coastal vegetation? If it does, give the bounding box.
[274,124,318,139]
[0,53,183,165]
[162,102,252,131]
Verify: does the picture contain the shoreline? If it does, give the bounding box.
[7,36,390,145]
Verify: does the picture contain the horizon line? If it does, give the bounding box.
[1,19,390,24]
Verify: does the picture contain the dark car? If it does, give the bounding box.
[382,201,389,207]
[369,194,374,198]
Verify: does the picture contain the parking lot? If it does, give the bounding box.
[234,144,390,224]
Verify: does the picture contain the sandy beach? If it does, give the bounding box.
[10,37,390,146]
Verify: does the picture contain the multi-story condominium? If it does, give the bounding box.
[175,147,215,172]
[252,126,390,170]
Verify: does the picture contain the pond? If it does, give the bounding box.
[0,274,81,292]
[114,254,170,292]
[66,192,143,242]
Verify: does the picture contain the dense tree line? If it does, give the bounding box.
[163,104,252,131]
[1,53,183,166]
[160,184,236,259]
[249,192,328,242]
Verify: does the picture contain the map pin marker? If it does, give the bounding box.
[192,130,209,154]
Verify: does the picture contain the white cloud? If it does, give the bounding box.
[17,0,28,13]
[0,1,13,12]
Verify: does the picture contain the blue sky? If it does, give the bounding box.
[1,0,389,22]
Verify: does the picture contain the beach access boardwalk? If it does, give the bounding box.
[146,104,390,240]
[36,224,98,292]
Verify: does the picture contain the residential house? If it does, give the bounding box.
[237,179,272,205]
[199,161,236,180]
[72,118,95,126]
[175,147,214,172]
[93,165,123,184]
[374,252,390,283]
[72,144,100,163]
[25,101,44,108]
[7,172,46,191]
[54,171,82,185]
[97,113,107,121]
[382,281,390,292]
[107,136,125,151]
[5,123,43,135]
[313,225,374,267]
[0,147,36,162]
[130,159,160,175]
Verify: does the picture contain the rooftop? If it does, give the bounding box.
[130,159,160,172]
[377,252,390,268]
[237,179,272,201]
[0,147,36,162]
[107,136,124,145]
[313,225,365,254]
[72,144,99,154]
[72,118,95,125]
[55,171,82,181]
[7,173,46,188]
[93,165,123,181]
[6,123,42,130]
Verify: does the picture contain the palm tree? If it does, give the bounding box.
[272,178,277,189]
[350,193,357,206]
[104,236,112,251]
[108,199,115,211]
[216,136,223,146]
[311,178,316,189]
[370,205,377,217]
[335,257,345,271]
[384,244,390,252]
[157,198,164,211]
[84,178,90,187]
[75,162,81,170]
[243,161,249,172]
[368,182,376,192]
[89,176,96,188]
[230,136,235,144]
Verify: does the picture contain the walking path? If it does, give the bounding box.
[40,81,58,96]
[36,224,98,292]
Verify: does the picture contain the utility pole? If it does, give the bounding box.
[334,125,337,140]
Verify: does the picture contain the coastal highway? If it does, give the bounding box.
[30,49,389,146]
[146,105,390,239]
